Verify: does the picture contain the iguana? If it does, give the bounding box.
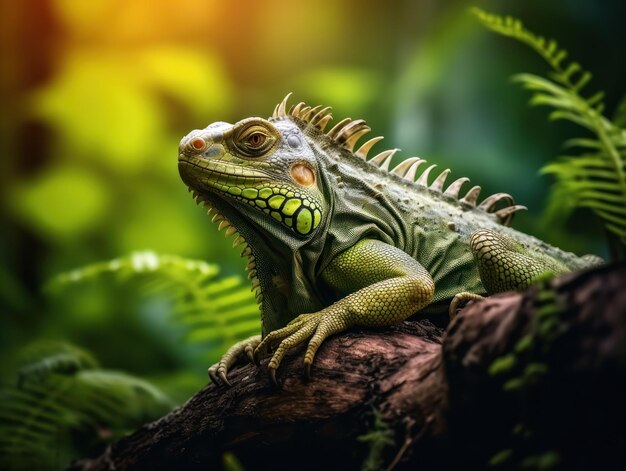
[178,93,600,385]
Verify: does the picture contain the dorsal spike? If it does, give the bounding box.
[369,149,399,171]
[336,120,371,152]
[391,157,423,177]
[460,185,481,207]
[335,119,367,139]
[297,106,312,119]
[275,92,291,118]
[343,127,371,152]
[326,118,352,140]
[478,193,515,212]
[443,177,470,198]
[310,106,332,125]
[416,164,437,186]
[316,114,333,132]
[430,169,451,193]
[290,102,306,117]
[402,158,426,181]
[495,205,527,226]
[355,136,384,160]
[301,105,323,122]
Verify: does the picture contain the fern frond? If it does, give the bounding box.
[14,341,99,385]
[612,94,626,128]
[472,8,626,247]
[0,342,171,471]
[47,251,261,362]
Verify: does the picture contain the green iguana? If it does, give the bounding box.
[178,93,600,385]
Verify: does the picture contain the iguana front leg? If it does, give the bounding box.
[254,239,434,382]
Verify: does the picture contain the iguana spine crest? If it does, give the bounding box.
[272,93,526,226]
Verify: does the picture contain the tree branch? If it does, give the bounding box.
[70,264,626,471]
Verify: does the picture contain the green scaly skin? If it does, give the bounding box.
[177,94,601,385]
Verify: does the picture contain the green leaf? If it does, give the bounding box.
[503,377,526,391]
[514,334,534,354]
[613,94,626,127]
[489,448,513,466]
[489,354,517,376]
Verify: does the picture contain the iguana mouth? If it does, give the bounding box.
[178,154,270,188]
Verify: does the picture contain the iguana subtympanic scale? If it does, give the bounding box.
[178,93,599,385]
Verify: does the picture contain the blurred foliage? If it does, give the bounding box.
[48,251,259,364]
[0,341,171,471]
[0,0,624,469]
[358,410,396,471]
[0,251,258,469]
[474,8,626,256]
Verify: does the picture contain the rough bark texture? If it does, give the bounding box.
[71,263,626,471]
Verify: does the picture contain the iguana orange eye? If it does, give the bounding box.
[247,132,267,148]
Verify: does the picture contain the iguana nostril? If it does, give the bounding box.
[190,137,207,151]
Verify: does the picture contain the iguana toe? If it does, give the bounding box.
[245,344,255,364]
[208,334,261,386]
[449,292,485,319]
[269,367,277,386]
[218,370,231,387]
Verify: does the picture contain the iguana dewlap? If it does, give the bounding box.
[178,93,599,385]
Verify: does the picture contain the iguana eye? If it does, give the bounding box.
[247,132,267,148]
[234,124,276,157]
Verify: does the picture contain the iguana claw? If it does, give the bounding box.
[449,292,485,319]
[269,367,277,386]
[207,334,261,386]
[218,370,231,387]
[245,344,256,364]
[253,310,347,382]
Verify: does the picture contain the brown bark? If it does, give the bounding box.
[70,263,626,471]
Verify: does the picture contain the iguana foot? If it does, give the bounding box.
[253,240,435,384]
[254,310,349,384]
[208,334,261,386]
[449,292,485,319]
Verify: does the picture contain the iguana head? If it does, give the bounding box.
[178,115,324,246]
